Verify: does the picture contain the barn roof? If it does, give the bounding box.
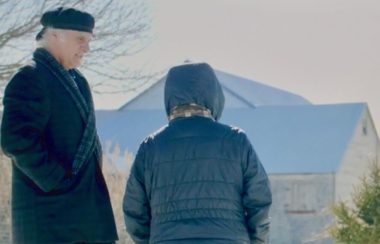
[96,103,366,174]
[222,103,366,174]
[118,69,311,111]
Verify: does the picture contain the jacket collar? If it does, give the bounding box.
[169,103,215,121]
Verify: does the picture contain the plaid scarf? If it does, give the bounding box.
[33,48,102,176]
[169,103,215,121]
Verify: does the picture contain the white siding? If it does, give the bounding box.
[335,108,380,205]
[269,173,335,244]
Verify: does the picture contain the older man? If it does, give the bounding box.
[123,63,272,243]
[1,7,118,244]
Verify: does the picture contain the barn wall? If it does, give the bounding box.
[269,173,335,244]
[335,108,380,205]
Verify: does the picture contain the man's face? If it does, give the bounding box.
[55,29,93,69]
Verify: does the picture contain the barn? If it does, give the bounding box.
[96,69,379,243]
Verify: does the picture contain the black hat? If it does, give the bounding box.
[36,7,95,40]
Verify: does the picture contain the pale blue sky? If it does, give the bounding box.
[94,0,380,131]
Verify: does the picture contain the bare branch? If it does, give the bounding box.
[0,0,153,95]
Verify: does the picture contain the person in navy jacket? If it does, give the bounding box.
[123,63,272,243]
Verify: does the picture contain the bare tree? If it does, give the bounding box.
[0,0,155,94]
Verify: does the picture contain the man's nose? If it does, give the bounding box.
[82,42,90,53]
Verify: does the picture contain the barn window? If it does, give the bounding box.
[362,119,368,136]
[284,181,316,214]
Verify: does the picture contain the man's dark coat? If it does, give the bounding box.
[1,48,118,244]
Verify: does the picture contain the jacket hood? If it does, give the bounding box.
[164,63,225,121]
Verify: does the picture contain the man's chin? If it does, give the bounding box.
[72,60,83,69]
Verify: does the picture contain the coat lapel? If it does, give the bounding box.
[33,48,101,176]
[33,48,90,123]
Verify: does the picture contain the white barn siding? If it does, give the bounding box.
[269,173,335,244]
[335,108,380,204]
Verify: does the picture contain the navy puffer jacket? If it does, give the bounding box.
[123,63,272,244]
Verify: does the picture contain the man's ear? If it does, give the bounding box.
[51,30,66,42]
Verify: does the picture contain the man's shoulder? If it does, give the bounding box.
[7,64,33,87]
[6,60,48,92]
[14,60,37,76]
[12,59,50,80]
